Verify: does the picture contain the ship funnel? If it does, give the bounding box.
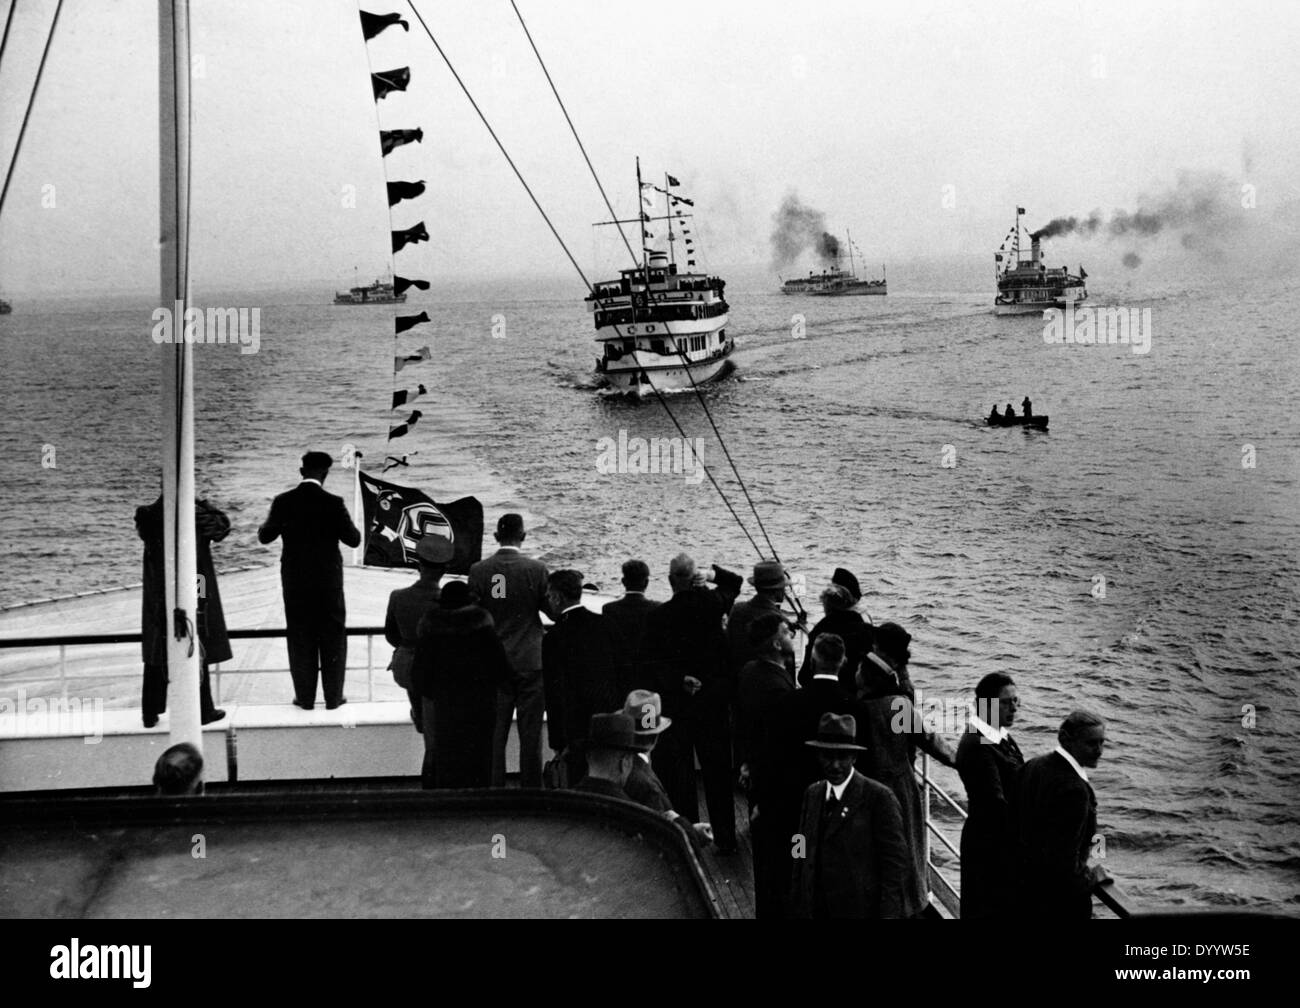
[648,251,669,269]
[1030,235,1042,264]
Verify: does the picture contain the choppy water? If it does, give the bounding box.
[1,264,1297,912]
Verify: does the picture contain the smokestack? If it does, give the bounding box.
[1031,235,1041,264]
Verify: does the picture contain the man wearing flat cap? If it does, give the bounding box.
[258,450,362,710]
[790,712,908,919]
[384,532,454,733]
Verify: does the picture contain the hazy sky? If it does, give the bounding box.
[1,0,1297,295]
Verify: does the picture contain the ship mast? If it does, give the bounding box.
[665,172,675,268]
[846,228,855,278]
[158,0,203,761]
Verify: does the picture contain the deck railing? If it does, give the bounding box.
[917,752,1134,918]
[0,627,394,705]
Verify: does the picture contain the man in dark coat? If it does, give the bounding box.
[410,580,513,788]
[790,713,908,919]
[601,559,661,694]
[642,553,738,853]
[383,533,452,733]
[468,513,552,788]
[797,567,873,689]
[542,569,622,786]
[571,712,640,800]
[766,632,871,911]
[1017,710,1108,919]
[136,494,230,727]
[727,560,792,681]
[955,672,1024,919]
[736,612,796,918]
[258,451,361,710]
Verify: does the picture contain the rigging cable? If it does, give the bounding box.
[0,0,64,221]
[404,1,767,559]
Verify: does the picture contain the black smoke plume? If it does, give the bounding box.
[1029,172,1241,249]
[771,193,841,270]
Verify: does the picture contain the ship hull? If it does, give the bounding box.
[599,347,733,395]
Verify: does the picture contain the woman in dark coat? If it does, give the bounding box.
[411,581,513,788]
[855,622,956,918]
[954,672,1024,919]
[136,495,231,727]
[797,580,872,689]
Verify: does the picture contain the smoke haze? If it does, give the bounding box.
[771,193,842,271]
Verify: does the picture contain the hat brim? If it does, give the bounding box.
[748,577,791,589]
[805,739,868,751]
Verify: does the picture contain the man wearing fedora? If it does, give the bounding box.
[571,712,641,800]
[798,567,873,689]
[642,553,738,853]
[469,513,553,788]
[621,689,675,813]
[383,532,454,733]
[258,450,361,710]
[728,560,795,681]
[790,713,908,919]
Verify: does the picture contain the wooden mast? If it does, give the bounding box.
[159,0,202,761]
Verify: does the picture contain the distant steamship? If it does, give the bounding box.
[779,229,885,296]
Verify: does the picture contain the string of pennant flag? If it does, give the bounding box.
[359,9,432,458]
[343,9,486,575]
[640,173,698,267]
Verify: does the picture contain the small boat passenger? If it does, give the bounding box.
[1005,403,1016,418]
[989,405,1001,422]
[1022,396,1033,417]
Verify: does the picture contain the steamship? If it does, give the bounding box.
[994,208,1087,315]
[333,277,406,305]
[780,229,886,296]
[588,163,733,394]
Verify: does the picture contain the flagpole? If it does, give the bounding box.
[159,0,202,760]
[352,448,364,566]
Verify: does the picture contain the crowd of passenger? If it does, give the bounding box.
[389,512,1112,920]
[142,456,1110,920]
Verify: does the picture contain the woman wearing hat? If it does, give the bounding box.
[411,581,513,788]
[797,567,873,690]
[854,622,956,918]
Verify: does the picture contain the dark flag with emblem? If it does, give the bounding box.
[666,173,680,186]
[359,471,483,573]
